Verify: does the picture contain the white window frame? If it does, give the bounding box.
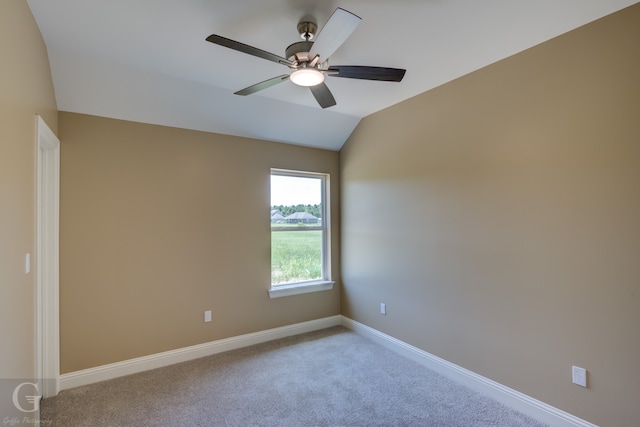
[268,169,334,298]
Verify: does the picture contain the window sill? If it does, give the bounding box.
[268,280,335,299]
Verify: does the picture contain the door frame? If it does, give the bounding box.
[35,115,60,398]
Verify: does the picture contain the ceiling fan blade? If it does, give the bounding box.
[309,83,337,109]
[309,8,361,60]
[328,66,406,82]
[206,34,294,67]
[235,75,290,96]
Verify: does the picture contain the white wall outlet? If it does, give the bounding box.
[380,303,386,315]
[204,310,212,323]
[572,366,587,387]
[25,253,31,274]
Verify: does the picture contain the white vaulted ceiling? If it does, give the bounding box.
[27,0,638,150]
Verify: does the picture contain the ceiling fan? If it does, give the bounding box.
[205,7,406,109]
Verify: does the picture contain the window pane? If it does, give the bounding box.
[271,229,322,284]
[270,171,327,286]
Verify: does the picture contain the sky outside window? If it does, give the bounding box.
[271,175,321,206]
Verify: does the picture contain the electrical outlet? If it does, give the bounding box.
[572,366,587,387]
[380,303,386,315]
[204,310,212,323]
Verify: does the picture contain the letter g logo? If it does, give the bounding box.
[12,382,41,413]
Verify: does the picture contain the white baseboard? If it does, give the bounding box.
[340,316,597,427]
[59,315,342,391]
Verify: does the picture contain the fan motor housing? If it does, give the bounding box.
[285,41,314,61]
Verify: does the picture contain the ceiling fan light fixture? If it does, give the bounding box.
[290,68,324,87]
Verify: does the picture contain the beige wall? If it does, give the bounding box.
[340,4,640,426]
[58,112,340,373]
[0,0,58,377]
[0,0,58,417]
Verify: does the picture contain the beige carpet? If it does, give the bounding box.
[41,326,547,426]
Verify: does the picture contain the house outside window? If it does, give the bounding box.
[269,169,333,298]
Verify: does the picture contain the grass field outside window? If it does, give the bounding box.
[271,228,322,284]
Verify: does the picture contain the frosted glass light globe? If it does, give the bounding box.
[290,68,325,87]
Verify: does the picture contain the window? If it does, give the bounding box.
[269,169,333,298]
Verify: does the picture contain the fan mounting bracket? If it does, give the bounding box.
[297,21,317,41]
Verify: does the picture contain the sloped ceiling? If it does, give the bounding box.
[28,0,637,150]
